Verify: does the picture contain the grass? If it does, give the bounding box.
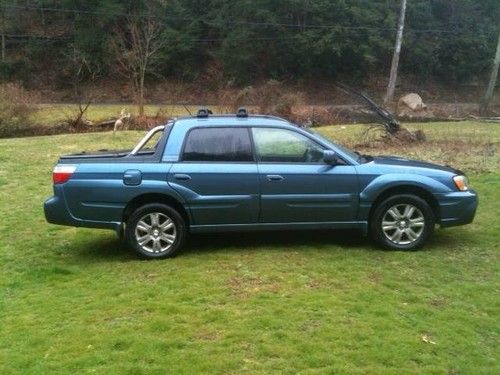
[0,122,498,374]
[32,104,200,129]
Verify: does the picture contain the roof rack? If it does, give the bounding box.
[236,107,248,118]
[196,108,213,118]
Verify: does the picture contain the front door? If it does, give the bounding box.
[251,127,358,223]
[168,127,259,225]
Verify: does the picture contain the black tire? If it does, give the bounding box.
[370,194,435,251]
[125,203,186,259]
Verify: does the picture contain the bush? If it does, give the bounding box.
[0,83,38,137]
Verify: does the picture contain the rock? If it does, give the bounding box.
[398,93,427,112]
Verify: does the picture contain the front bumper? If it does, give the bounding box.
[436,189,478,227]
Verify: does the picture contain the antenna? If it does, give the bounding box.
[182,104,192,116]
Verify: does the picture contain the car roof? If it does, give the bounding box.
[172,114,294,128]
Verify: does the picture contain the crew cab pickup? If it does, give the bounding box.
[44,109,478,259]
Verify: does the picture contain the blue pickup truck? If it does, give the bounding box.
[44,109,477,259]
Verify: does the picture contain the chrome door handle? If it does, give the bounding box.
[266,174,284,182]
[174,174,191,181]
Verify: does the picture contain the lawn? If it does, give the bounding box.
[0,122,498,374]
[33,104,203,127]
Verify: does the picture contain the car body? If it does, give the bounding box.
[44,111,478,258]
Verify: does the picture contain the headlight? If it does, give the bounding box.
[453,175,469,191]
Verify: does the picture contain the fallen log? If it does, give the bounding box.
[93,119,116,128]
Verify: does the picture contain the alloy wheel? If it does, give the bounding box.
[381,203,425,245]
[134,212,177,253]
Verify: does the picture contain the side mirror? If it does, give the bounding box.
[323,150,338,165]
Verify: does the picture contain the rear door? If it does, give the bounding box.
[251,127,358,223]
[168,127,259,225]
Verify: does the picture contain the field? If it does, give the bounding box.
[32,104,202,128]
[0,122,498,374]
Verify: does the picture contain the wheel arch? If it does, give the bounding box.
[368,185,440,223]
[123,193,190,227]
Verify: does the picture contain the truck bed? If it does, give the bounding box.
[58,149,157,164]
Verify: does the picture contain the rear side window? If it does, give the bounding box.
[182,127,253,162]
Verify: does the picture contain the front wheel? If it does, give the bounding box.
[370,194,435,250]
[125,203,186,259]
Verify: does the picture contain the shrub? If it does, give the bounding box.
[0,83,38,137]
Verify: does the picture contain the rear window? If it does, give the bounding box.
[182,127,253,162]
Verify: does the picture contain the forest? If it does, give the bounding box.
[0,0,498,92]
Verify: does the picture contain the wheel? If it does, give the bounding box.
[125,203,186,259]
[370,194,435,250]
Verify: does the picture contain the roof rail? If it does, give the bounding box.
[197,108,213,118]
[236,107,248,118]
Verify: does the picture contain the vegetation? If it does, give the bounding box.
[0,82,38,137]
[0,122,498,373]
[0,0,498,90]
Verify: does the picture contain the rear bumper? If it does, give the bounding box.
[44,186,121,232]
[436,189,478,227]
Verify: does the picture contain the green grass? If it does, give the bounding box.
[0,122,498,374]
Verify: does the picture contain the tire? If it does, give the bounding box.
[370,194,435,251]
[125,203,186,259]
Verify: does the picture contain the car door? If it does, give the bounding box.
[251,127,358,223]
[168,126,259,226]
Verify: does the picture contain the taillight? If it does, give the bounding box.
[53,165,76,184]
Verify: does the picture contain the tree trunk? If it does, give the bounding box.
[1,14,5,62]
[384,0,407,104]
[138,73,145,117]
[481,32,500,113]
[1,30,4,62]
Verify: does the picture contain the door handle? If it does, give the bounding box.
[266,174,284,182]
[174,174,191,181]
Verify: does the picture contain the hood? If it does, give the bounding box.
[372,155,464,175]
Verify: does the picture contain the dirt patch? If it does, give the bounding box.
[228,274,281,298]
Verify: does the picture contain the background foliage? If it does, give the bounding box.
[0,0,498,88]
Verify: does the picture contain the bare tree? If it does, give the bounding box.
[384,0,407,104]
[65,44,93,100]
[111,14,167,116]
[481,32,500,113]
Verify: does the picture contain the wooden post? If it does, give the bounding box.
[384,0,407,104]
[482,32,500,113]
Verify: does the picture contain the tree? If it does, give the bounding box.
[481,32,500,113]
[0,0,14,63]
[384,0,407,104]
[111,11,167,116]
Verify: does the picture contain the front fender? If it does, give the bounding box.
[358,174,453,220]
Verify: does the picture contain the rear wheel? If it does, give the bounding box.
[126,203,186,259]
[370,194,435,250]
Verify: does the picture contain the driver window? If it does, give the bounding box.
[252,127,325,163]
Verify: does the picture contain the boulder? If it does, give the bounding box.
[398,93,427,112]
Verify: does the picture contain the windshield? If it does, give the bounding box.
[304,128,362,162]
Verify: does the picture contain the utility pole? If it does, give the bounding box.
[1,28,4,62]
[384,0,407,104]
[1,2,5,62]
[481,32,500,113]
